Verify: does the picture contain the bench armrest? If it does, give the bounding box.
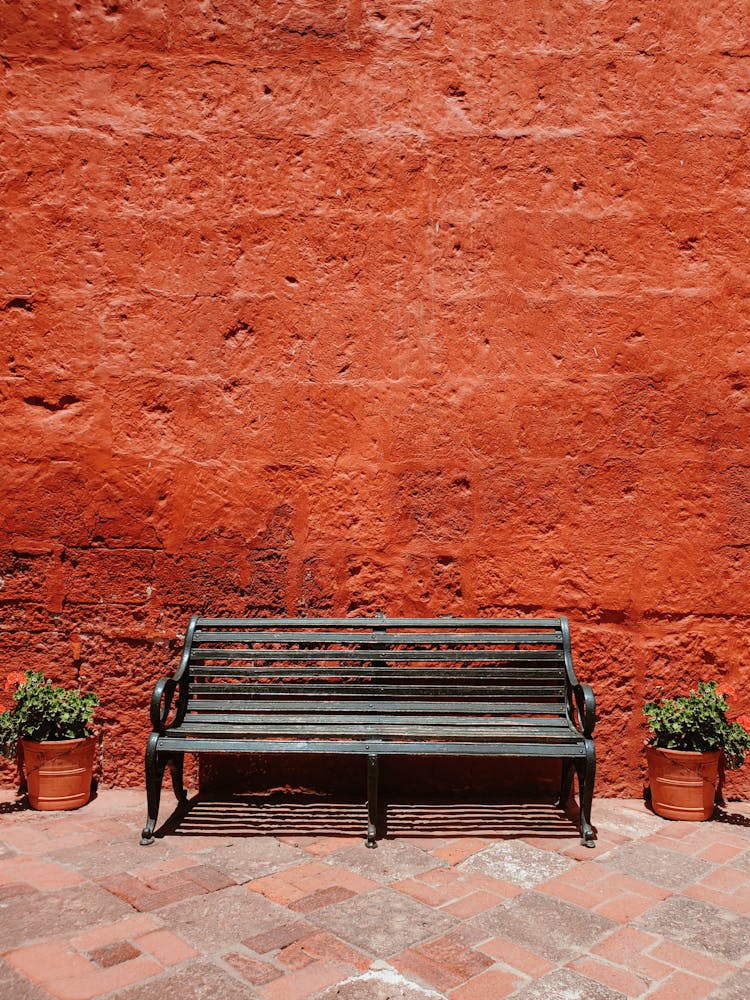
[149,677,186,731]
[148,614,201,733]
[573,683,596,737]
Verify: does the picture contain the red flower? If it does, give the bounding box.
[716,683,737,701]
[4,671,26,693]
[737,715,750,733]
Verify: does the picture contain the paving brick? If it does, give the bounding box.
[595,891,663,923]
[697,843,746,864]
[100,869,204,911]
[290,930,371,972]
[0,857,85,891]
[303,836,362,857]
[247,860,378,905]
[243,920,313,954]
[441,889,505,918]
[458,871,525,899]
[134,929,198,966]
[470,891,616,964]
[278,938,317,970]
[682,882,750,915]
[385,949,470,993]
[635,895,750,961]
[595,870,672,901]
[697,865,747,892]
[569,957,649,996]
[184,863,237,892]
[448,967,521,999]
[431,838,491,866]
[311,886,457,956]
[626,953,674,982]
[70,914,160,951]
[289,884,355,912]
[393,926,493,992]
[649,940,736,981]
[591,926,659,964]
[262,960,345,1000]
[224,950,283,984]
[50,956,162,1000]
[392,876,459,906]
[477,936,554,977]
[537,878,610,910]
[89,941,142,968]
[646,970,716,1000]
[6,941,94,982]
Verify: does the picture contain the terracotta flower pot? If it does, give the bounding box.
[20,736,96,810]
[646,745,721,821]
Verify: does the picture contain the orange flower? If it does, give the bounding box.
[4,671,26,693]
[716,683,737,701]
[737,715,750,732]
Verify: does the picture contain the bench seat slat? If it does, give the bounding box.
[186,699,568,716]
[197,617,563,630]
[184,710,570,725]
[188,682,566,696]
[180,718,580,743]
[156,736,586,756]
[189,649,565,663]
[193,631,563,646]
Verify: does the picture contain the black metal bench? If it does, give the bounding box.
[141,615,596,847]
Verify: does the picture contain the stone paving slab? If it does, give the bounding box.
[600,840,714,890]
[508,967,627,999]
[1,791,750,999]
[469,890,616,963]
[634,894,750,962]
[325,841,444,883]
[310,887,458,956]
[458,840,574,888]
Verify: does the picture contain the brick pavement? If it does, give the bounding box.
[1,791,749,998]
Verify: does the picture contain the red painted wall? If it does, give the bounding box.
[2,2,750,799]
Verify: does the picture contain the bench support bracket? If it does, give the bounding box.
[576,740,596,847]
[366,753,379,848]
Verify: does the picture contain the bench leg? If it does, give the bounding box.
[576,741,596,848]
[555,760,575,809]
[366,754,379,848]
[140,733,165,845]
[168,754,188,805]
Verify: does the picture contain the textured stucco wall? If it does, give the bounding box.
[2,1,750,798]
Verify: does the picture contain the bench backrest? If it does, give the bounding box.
[178,616,578,728]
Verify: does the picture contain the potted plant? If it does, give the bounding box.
[644,681,750,821]
[0,670,99,810]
